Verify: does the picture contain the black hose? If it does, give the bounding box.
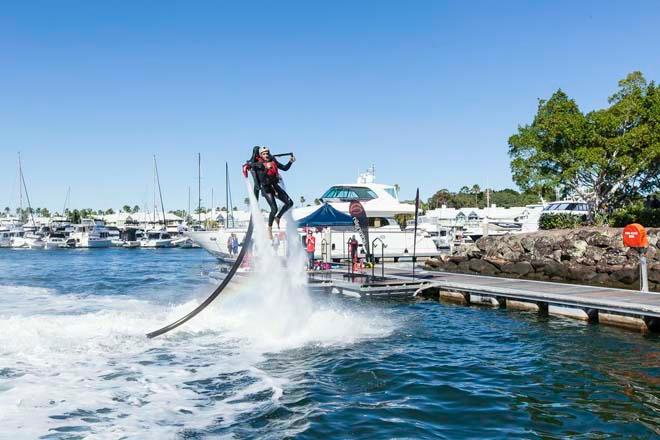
[146,218,254,338]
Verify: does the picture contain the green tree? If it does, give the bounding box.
[314,198,321,205]
[300,196,306,207]
[41,208,51,217]
[122,205,132,213]
[105,208,115,215]
[3,207,9,217]
[471,184,481,207]
[509,72,660,216]
[244,197,250,207]
[132,205,140,213]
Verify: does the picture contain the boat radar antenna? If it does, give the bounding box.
[357,165,376,184]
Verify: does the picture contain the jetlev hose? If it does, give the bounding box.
[146,217,254,338]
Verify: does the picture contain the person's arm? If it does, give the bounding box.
[276,156,294,171]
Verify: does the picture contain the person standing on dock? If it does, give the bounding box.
[305,229,316,270]
[348,235,358,263]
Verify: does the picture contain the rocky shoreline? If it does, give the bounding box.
[425,227,659,292]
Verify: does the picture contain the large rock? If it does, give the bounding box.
[468,259,499,275]
[530,259,549,271]
[458,260,471,272]
[578,246,606,265]
[565,240,588,260]
[586,232,616,248]
[544,260,568,278]
[533,236,556,258]
[566,263,597,282]
[502,261,533,276]
[484,257,508,270]
[603,252,628,266]
[592,273,611,284]
[610,266,639,285]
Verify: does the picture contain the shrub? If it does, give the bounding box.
[539,213,585,230]
[610,205,660,227]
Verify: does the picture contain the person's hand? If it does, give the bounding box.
[289,154,296,163]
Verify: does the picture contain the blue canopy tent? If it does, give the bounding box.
[296,203,355,228]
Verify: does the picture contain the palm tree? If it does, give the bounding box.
[244,197,250,208]
[300,196,306,207]
[459,186,470,194]
[132,205,140,213]
[314,198,321,205]
[122,205,132,213]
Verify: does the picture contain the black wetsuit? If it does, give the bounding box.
[248,154,294,227]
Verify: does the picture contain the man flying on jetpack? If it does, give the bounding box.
[242,146,295,238]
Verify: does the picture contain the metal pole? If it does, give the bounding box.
[371,239,376,279]
[198,153,201,224]
[640,249,649,293]
[412,188,420,280]
[381,243,385,278]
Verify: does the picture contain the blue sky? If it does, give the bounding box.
[1,1,659,212]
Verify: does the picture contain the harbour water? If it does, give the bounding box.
[1,248,658,438]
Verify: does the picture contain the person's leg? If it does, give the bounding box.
[272,184,294,226]
[261,188,278,227]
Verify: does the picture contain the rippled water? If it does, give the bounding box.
[0,248,658,439]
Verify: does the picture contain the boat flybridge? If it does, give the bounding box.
[189,166,438,262]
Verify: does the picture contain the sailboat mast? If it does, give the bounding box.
[198,153,201,224]
[187,186,191,223]
[154,155,167,231]
[210,188,214,229]
[18,153,36,226]
[153,156,157,225]
[18,153,23,220]
[225,162,230,228]
[62,186,70,217]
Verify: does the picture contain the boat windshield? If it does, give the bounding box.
[321,186,377,201]
[384,187,398,200]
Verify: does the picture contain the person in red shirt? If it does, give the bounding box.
[348,235,359,263]
[305,229,316,269]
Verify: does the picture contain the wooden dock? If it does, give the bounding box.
[308,267,660,333]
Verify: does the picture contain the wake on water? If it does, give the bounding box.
[0,177,395,438]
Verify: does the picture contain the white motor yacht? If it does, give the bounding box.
[190,166,438,262]
[69,220,112,248]
[43,232,70,249]
[25,233,46,249]
[141,230,173,248]
[9,227,28,248]
[0,228,12,247]
[171,237,194,248]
